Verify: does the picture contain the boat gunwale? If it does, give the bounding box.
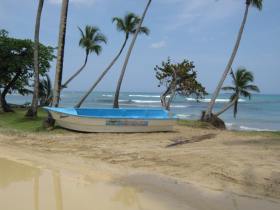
[44,107,177,121]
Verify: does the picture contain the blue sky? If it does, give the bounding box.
[1,0,279,94]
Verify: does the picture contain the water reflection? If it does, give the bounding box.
[113,187,142,209]
[0,158,64,210]
[0,158,40,188]
[52,170,63,210]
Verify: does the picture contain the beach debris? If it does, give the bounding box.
[166,134,217,148]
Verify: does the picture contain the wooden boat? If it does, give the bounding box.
[44,107,176,133]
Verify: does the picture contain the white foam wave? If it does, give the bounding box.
[102,94,113,97]
[132,100,160,104]
[186,98,245,103]
[171,105,189,108]
[176,114,191,119]
[129,94,161,98]
[239,126,276,132]
[226,123,276,132]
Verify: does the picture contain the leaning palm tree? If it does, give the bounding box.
[26,0,44,118]
[75,13,149,108]
[204,0,263,119]
[214,68,260,118]
[113,0,152,108]
[52,0,69,108]
[61,26,107,89]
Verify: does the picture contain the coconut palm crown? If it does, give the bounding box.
[78,25,107,56]
[112,12,150,39]
[246,0,263,9]
[221,68,260,118]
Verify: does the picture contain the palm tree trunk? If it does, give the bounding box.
[61,52,88,90]
[204,3,250,119]
[214,97,238,117]
[113,0,152,108]
[26,0,44,118]
[75,37,128,108]
[52,0,69,108]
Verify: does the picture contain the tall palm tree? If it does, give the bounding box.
[52,0,69,108]
[113,0,152,108]
[204,0,263,119]
[26,0,44,118]
[75,13,149,108]
[214,68,260,118]
[61,26,107,89]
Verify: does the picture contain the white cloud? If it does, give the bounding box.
[48,0,97,5]
[151,40,166,49]
[159,0,241,30]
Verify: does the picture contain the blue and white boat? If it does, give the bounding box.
[44,107,176,133]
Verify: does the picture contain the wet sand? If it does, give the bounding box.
[0,125,280,209]
[1,157,280,210]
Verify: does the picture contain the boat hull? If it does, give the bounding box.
[48,109,176,133]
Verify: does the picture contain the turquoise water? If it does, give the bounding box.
[6,91,280,131]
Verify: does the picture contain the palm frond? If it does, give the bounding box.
[249,0,263,10]
[243,85,260,93]
[222,86,235,91]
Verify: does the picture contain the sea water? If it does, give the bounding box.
[6,92,280,131]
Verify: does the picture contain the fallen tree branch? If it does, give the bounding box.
[166,133,217,148]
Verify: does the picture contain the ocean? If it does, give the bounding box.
[6,91,280,131]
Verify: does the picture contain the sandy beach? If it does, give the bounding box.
[1,125,280,208]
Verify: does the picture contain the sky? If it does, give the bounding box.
[0,0,279,94]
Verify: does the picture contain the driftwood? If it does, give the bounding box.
[166,134,217,148]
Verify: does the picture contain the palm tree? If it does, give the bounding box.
[113,0,152,108]
[214,68,260,118]
[61,26,107,90]
[39,74,53,106]
[26,0,44,118]
[204,0,263,119]
[75,13,149,108]
[52,0,69,108]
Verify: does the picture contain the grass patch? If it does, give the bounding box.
[177,119,216,129]
[0,108,67,133]
[232,130,280,138]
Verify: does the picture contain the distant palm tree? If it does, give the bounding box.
[61,26,107,89]
[75,13,149,108]
[26,0,44,118]
[113,0,152,108]
[205,0,263,119]
[52,0,69,108]
[39,74,53,106]
[214,68,260,118]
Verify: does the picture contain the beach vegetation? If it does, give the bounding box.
[0,32,55,113]
[75,12,150,108]
[26,0,45,118]
[113,0,152,108]
[203,0,263,121]
[154,58,207,110]
[214,68,260,118]
[38,74,53,107]
[61,25,107,90]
